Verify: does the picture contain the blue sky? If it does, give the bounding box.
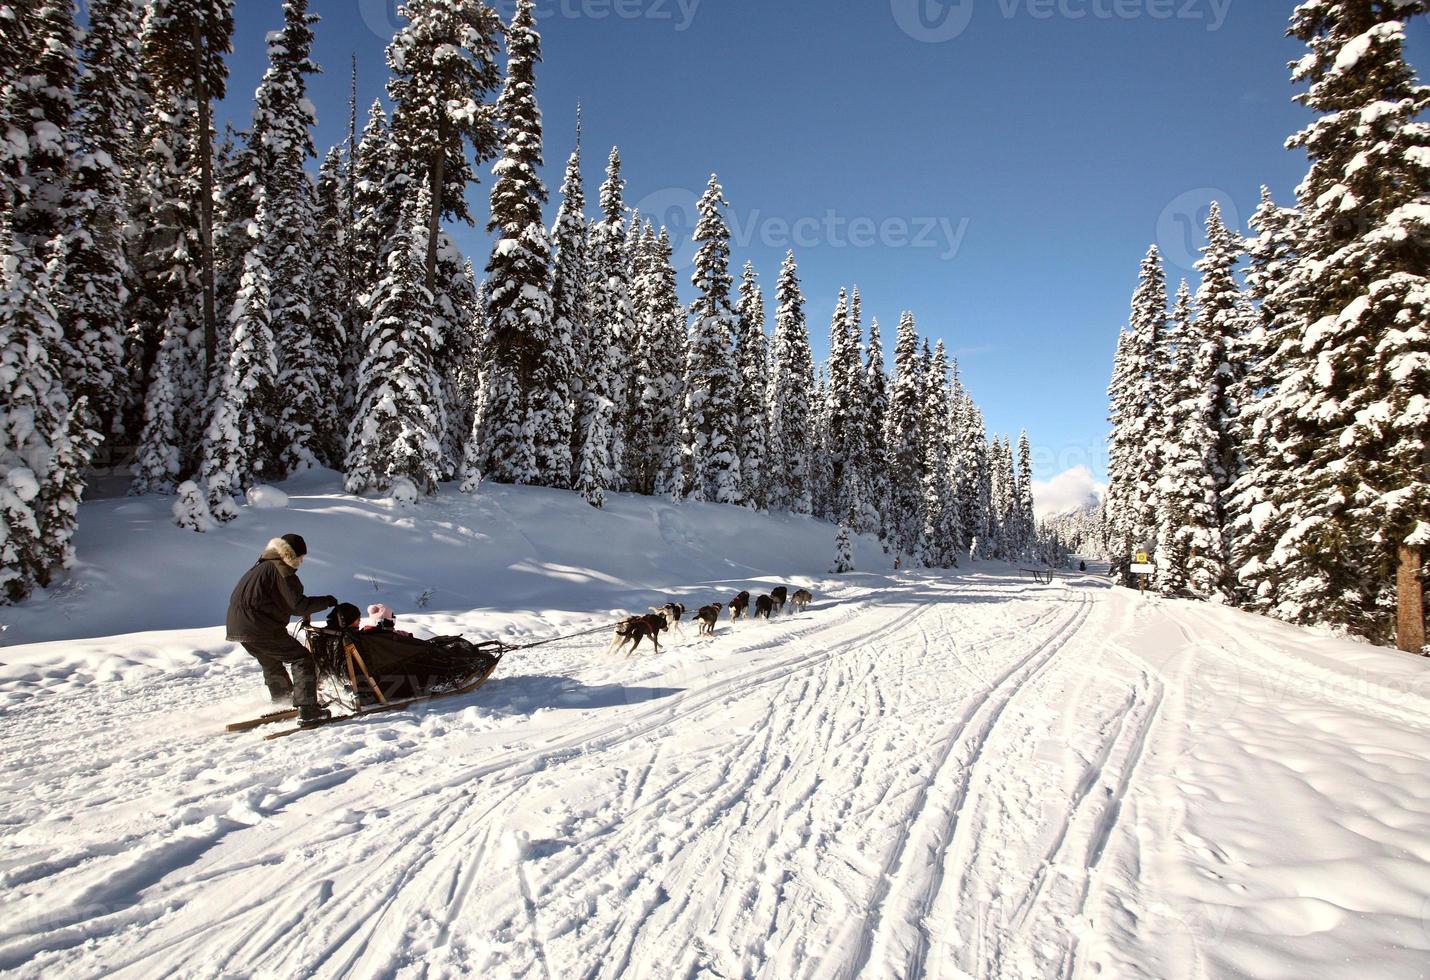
[216,0,1428,500]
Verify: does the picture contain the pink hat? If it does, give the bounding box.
[367,603,394,625]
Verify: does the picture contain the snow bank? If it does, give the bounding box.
[0,469,889,651]
[244,485,289,509]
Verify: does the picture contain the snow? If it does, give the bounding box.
[1333,22,1404,74]
[244,484,289,509]
[5,467,39,503]
[388,476,420,507]
[2,477,1429,977]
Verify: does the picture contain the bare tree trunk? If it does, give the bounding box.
[424,118,448,295]
[191,23,217,378]
[1398,543,1425,654]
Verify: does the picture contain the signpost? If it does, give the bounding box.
[1131,551,1154,593]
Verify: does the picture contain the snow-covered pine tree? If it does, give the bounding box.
[649,228,690,498]
[433,245,477,478]
[919,340,959,567]
[457,279,490,488]
[211,126,258,347]
[1129,245,1170,557]
[863,315,891,544]
[1103,330,1133,555]
[884,312,925,563]
[129,90,208,495]
[944,354,967,549]
[567,155,626,508]
[1227,188,1309,613]
[1264,0,1430,649]
[734,261,769,508]
[823,287,867,525]
[468,0,550,487]
[543,118,587,489]
[808,366,835,519]
[308,146,351,464]
[765,251,814,514]
[0,2,40,219]
[346,198,445,495]
[386,0,503,292]
[350,101,399,313]
[228,0,324,477]
[4,0,76,255]
[1013,430,1035,561]
[989,435,1017,559]
[1153,279,1197,595]
[140,0,234,375]
[954,395,990,560]
[1103,246,1168,561]
[832,517,854,574]
[0,4,103,579]
[625,223,662,494]
[679,174,743,504]
[171,479,215,531]
[241,0,325,477]
[0,228,96,601]
[585,146,632,491]
[572,321,614,509]
[58,0,148,449]
[1177,202,1252,599]
[130,309,201,495]
[198,238,278,521]
[1,0,78,455]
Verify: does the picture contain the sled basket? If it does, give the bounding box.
[306,626,502,707]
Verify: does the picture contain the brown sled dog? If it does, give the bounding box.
[697,603,723,636]
[608,612,668,656]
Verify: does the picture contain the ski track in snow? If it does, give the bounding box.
[4,568,1430,979]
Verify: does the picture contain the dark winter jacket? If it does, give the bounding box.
[226,537,334,641]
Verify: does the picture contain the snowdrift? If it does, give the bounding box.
[0,470,888,697]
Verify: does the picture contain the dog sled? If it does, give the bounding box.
[227,618,505,738]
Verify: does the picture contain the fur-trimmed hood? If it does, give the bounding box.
[260,537,303,572]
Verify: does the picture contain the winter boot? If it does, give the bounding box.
[298,704,332,729]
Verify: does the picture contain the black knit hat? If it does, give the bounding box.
[281,533,308,557]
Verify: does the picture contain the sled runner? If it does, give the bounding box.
[262,653,504,740]
[226,706,300,733]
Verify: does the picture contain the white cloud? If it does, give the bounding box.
[1032,466,1105,519]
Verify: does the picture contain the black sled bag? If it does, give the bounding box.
[347,631,498,704]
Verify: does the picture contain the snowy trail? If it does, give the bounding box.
[4,568,1430,979]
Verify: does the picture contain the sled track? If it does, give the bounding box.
[74,594,948,977]
[837,588,1093,980]
[5,578,1120,979]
